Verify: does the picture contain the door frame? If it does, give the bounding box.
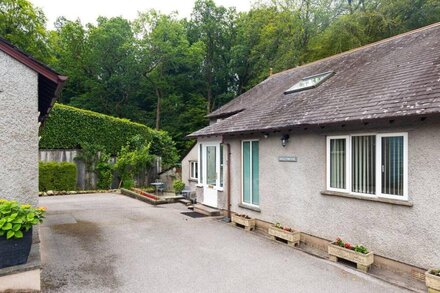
[198,140,223,207]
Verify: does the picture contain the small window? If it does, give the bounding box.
[284,71,334,94]
[328,137,348,191]
[190,161,198,180]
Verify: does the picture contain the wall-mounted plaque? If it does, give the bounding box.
[278,156,298,162]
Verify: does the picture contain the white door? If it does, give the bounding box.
[202,145,218,207]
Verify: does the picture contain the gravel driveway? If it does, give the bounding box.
[39,193,408,293]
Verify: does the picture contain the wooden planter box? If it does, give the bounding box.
[231,214,256,231]
[426,270,440,293]
[328,242,374,272]
[268,226,300,247]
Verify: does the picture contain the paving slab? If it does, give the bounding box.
[40,193,411,293]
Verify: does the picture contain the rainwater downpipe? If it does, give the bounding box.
[221,138,232,222]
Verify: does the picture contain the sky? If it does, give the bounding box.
[30,0,252,29]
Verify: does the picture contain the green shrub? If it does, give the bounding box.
[39,162,77,191]
[0,199,46,239]
[173,180,185,194]
[39,104,178,166]
[95,152,114,189]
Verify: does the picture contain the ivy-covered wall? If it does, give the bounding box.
[39,104,178,165]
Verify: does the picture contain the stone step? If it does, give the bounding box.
[193,204,221,216]
[178,199,192,206]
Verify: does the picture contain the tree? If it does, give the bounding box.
[188,0,238,112]
[0,0,51,62]
[134,11,205,129]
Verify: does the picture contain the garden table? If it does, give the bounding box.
[150,182,164,195]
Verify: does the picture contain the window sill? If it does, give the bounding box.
[238,203,261,213]
[321,190,413,207]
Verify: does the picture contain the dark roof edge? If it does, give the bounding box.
[39,79,67,126]
[188,113,439,138]
[0,37,67,84]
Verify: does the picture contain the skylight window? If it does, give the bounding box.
[284,71,335,94]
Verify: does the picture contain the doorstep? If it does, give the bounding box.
[193,204,221,216]
[0,243,41,292]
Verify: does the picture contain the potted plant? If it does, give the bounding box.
[328,237,374,272]
[231,213,256,231]
[0,199,46,269]
[268,222,300,247]
[426,269,440,293]
[173,180,185,195]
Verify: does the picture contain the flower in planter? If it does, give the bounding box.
[431,269,440,277]
[335,237,369,254]
[0,199,46,239]
[336,237,344,247]
[354,245,369,254]
[237,214,251,219]
[344,242,352,249]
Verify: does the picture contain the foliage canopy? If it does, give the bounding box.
[3,0,439,155]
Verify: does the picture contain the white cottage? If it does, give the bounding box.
[183,23,440,279]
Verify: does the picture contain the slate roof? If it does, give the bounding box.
[189,22,440,137]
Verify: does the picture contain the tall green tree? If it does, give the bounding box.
[188,0,238,112]
[134,10,206,153]
[0,0,51,62]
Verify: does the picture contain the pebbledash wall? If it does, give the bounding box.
[196,118,440,270]
[181,145,198,191]
[0,50,39,206]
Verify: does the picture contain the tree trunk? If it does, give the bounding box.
[347,0,353,14]
[155,87,161,130]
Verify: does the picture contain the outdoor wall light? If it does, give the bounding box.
[281,134,290,147]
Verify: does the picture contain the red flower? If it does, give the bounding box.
[344,243,352,249]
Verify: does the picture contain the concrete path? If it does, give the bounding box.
[40,193,409,293]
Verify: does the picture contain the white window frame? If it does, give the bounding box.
[326,133,408,201]
[326,135,351,193]
[376,133,408,200]
[241,139,260,207]
[198,141,223,190]
[189,160,198,180]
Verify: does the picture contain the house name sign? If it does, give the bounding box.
[278,156,298,162]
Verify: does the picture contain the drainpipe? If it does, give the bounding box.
[221,137,232,222]
[226,143,232,222]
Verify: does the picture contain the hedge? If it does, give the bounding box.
[39,162,77,191]
[39,104,178,165]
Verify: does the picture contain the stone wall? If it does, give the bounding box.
[0,50,39,206]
